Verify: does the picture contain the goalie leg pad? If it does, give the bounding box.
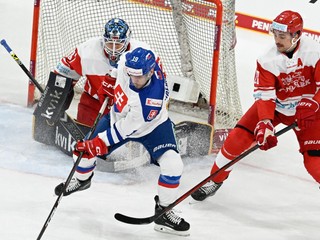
[174,121,213,157]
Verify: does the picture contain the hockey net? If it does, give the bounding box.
[29,0,242,154]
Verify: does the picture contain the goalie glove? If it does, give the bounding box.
[97,74,116,106]
[295,98,319,130]
[254,120,278,151]
[75,136,108,158]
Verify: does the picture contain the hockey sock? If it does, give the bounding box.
[303,151,320,183]
[211,127,254,183]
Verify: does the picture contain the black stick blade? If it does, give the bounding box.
[114,213,156,225]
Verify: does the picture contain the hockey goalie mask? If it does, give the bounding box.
[104,18,131,64]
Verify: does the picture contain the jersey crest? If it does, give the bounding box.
[114,84,128,113]
[147,110,158,120]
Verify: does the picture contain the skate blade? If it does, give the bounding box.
[154,224,190,237]
[188,198,201,205]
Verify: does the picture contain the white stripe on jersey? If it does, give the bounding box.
[253,89,276,101]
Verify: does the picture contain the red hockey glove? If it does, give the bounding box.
[97,75,116,105]
[75,136,108,158]
[295,98,319,130]
[254,120,278,151]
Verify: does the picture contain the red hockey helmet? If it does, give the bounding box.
[271,10,303,35]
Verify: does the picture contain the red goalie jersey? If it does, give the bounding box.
[253,35,320,121]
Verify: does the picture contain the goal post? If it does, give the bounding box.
[28,0,242,153]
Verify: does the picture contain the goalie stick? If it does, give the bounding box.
[114,123,297,225]
[0,39,85,140]
[36,97,108,240]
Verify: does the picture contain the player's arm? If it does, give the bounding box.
[46,47,83,113]
[54,48,82,81]
[35,47,84,123]
[99,103,153,146]
[77,96,164,155]
[313,59,320,102]
[252,61,278,150]
[253,61,277,121]
[75,106,151,157]
[295,58,320,130]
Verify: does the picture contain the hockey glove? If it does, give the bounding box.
[295,98,319,130]
[97,75,116,106]
[254,120,278,151]
[75,136,108,158]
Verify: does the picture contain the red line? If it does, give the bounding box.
[239,161,315,184]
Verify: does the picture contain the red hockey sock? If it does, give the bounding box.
[210,162,230,183]
[211,127,254,183]
[304,152,320,183]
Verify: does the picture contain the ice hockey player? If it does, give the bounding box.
[53,18,152,126]
[54,47,190,236]
[191,10,320,201]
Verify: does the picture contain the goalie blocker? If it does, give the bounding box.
[33,72,86,150]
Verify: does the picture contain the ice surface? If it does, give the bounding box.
[1,1,320,239]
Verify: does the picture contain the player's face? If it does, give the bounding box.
[129,70,153,89]
[272,30,294,53]
[129,74,149,89]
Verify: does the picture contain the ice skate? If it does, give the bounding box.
[54,173,93,196]
[154,196,190,236]
[191,180,223,201]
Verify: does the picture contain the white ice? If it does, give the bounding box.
[0,1,320,240]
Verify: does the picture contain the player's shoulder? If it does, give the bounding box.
[76,36,105,59]
[77,36,104,50]
[257,44,280,65]
[300,35,320,53]
[300,35,319,45]
[117,51,127,69]
[129,39,151,51]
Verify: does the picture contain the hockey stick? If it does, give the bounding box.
[114,123,297,225]
[0,39,85,140]
[36,97,108,240]
[1,39,45,93]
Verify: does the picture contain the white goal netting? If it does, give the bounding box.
[32,0,241,131]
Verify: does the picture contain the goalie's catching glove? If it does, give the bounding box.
[295,98,319,130]
[75,136,108,158]
[254,120,278,151]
